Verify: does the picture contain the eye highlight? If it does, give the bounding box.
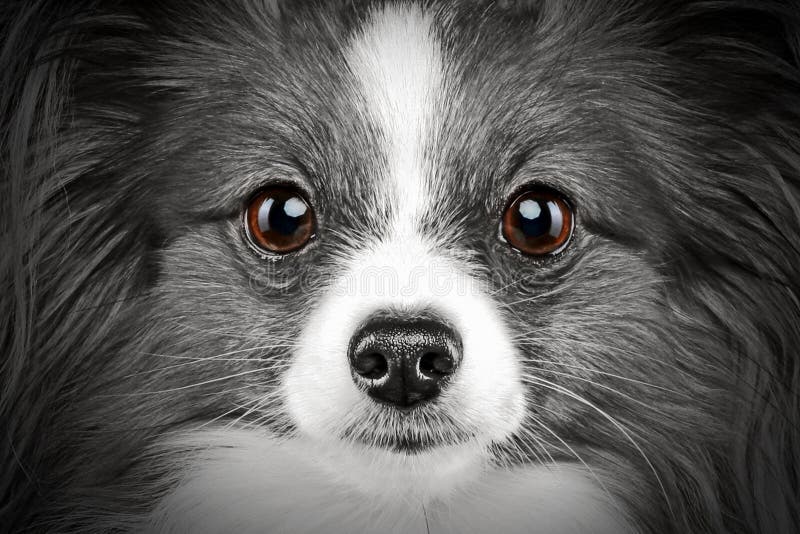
[501,188,573,256]
[244,186,316,254]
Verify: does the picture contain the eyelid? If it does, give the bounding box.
[244,172,315,204]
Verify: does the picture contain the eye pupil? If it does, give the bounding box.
[246,186,315,254]
[258,197,308,235]
[518,199,551,237]
[502,189,573,255]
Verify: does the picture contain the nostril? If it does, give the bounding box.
[347,314,463,410]
[419,351,456,378]
[354,352,389,380]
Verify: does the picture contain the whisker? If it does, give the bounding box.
[136,343,299,360]
[516,358,685,395]
[99,368,270,397]
[509,422,553,467]
[188,400,256,434]
[526,369,675,416]
[508,335,691,376]
[231,390,285,430]
[521,374,674,518]
[525,404,611,497]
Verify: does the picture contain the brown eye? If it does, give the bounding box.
[244,186,316,254]
[501,189,573,255]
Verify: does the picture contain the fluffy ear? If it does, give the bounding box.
[667,3,800,533]
[2,1,76,528]
[1,0,294,528]
[493,1,799,531]
[1,2,169,529]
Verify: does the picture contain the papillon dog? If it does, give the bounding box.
[2,1,799,532]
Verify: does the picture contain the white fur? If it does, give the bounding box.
[347,3,442,236]
[149,430,636,534]
[284,231,526,445]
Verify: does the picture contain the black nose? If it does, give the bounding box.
[348,317,462,410]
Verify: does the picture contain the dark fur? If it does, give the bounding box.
[2,1,799,532]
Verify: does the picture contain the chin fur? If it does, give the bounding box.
[146,429,634,534]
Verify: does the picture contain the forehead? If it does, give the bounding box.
[344,4,443,236]
[204,1,646,245]
[283,3,547,233]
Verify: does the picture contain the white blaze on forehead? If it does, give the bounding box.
[347,4,443,236]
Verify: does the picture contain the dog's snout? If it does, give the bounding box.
[348,317,462,410]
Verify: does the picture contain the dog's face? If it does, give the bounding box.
[3,1,800,533]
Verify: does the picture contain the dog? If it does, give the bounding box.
[2,1,799,532]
